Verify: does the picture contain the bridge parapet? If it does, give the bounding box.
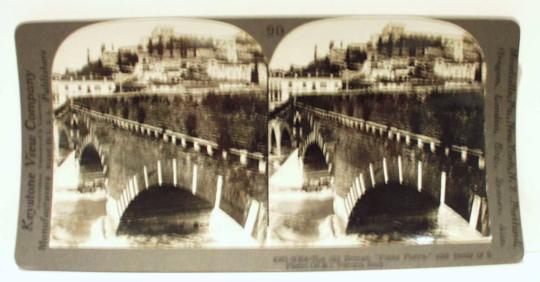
[296,102,485,170]
[72,104,266,174]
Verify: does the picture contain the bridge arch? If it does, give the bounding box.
[332,155,488,236]
[345,182,438,235]
[281,126,292,151]
[80,144,103,169]
[54,120,75,165]
[268,118,294,157]
[302,143,328,171]
[117,183,214,235]
[298,129,332,170]
[108,158,223,235]
[106,158,264,241]
[77,135,108,192]
[107,158,265,241]
[297,129,334,192]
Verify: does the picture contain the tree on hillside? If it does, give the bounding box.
[147,39,154,55]
[167,39,174,57]
[156,35,164,58]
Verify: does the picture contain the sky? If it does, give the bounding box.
[269,17,469,70]
[53,17,471,74]
[52,18,243,74]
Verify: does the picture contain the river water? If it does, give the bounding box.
[50,151,256,248]
[268,149,488,247]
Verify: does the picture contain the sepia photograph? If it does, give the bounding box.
[9,10,528,272]
[268,17,490,247]
[50,18,268,248]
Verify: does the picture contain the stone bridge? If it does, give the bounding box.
[269,99,489,237]
[54,99,267,242]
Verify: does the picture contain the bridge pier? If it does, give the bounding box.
[130,178,138,200]
[440,171,447,205]
[214,175,223,209]
[369,163,375,188]
[478,156,485,170]
[333,195,348,234]
[417,161,423,192]
[133,175,139,195]
[258,159,266,174]
[128,180,135,202]
[383,157,389,184]
[240,151,248,165]
[398,156,403,184]
[143,165,149,189]
[244,200,261,237]
[157,160,163,186]
[359,173,366,194]
[417,138,424,149]
[181,137,187,148]
[191,164,198,195]
[461,148,468,162]
[469,195,482,231]
[172,159,178,186]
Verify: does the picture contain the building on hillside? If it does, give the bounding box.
[360,57,412,82]
[432,58,479,81]
[99,45,118,70]
[269,73,342,109]
[206,59,267,85]
[206,59,252,82]
[213,37,238,63]
[51,76,115,107]
[328,41,347,66]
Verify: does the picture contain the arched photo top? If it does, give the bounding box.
[50,18,268,109]
[269,16,485,85]
[53,18,266,75]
